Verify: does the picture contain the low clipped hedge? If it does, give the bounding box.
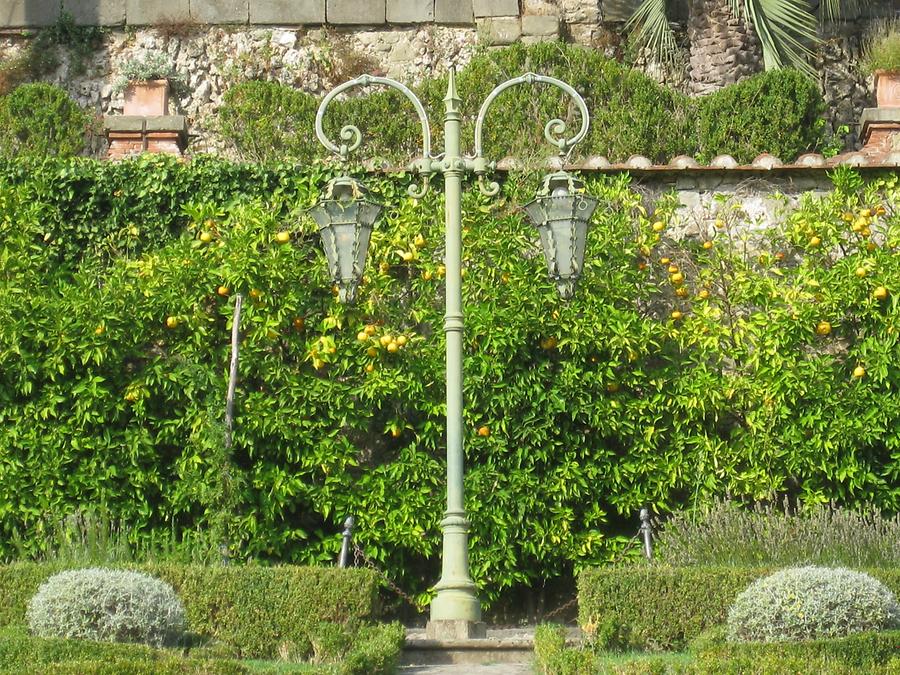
[0,563,379,658]
[693,626,900,669]
[0,621,404,674]
[0,625,245,674]
[577,566,900,651]
[534,623,900,674]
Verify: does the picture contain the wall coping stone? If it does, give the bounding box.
[104,115,187,132]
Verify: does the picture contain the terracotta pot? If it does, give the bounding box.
[123,79,170,116]
[875,70,900,108]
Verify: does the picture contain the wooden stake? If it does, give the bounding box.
[225,293,242,451]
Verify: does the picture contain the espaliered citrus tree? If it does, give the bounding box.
[0,157,899,609]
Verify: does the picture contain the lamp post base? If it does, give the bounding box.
[427,585,485,639]
[426,619,487,640]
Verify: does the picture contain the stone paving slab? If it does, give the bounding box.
[399,665,533,675]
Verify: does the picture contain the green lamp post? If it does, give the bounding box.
[311,69,594,640]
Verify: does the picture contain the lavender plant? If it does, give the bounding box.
[654,499,900,568]
[112,51,177,93]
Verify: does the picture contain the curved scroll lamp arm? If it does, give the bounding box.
[471,73,590,197]
[313,74,434,198]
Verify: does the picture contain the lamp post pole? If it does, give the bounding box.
[428,70,483,637]
[312,67,593,640]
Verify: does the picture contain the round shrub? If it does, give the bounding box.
[696,69,825,164]
[217,79,319,163]
[0,83,91,158]
[727,566,900,643]
[27,568,186,647]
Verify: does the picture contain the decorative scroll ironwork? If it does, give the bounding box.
[472,72,590,161]
[314,74,433,162]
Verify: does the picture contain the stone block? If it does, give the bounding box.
[478,16,520,45]
[0,0,58,26]
[434,0,472,23]
[191,0,248,24]
[601,0,639,22]
[327,0,385,24]
[521,13,556,36]
[521,34,553,45]
[387,0,432,23]
[473,0,518,17]
[126,0,190,25]
[250,0,325,24]
[425,620,487,640]
[62,0,126,25]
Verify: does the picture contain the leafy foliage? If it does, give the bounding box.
[578,566,900,651]
[655,500,900,568]
[727,566,900,642]
[217,81,321,164]
[27,568,186,647]
[696,69,825,163]
[0,83,92,158]
[1,156,900,609]
[218,43,826,165]
[626,0,820,76]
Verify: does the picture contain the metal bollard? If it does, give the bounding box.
[338,516,355,568]
[639,508,653,561]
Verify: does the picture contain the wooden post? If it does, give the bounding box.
[225,294,242,451]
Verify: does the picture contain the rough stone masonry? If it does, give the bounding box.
[0,0,883,155]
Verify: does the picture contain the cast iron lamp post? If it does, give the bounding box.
[310,68,597,639]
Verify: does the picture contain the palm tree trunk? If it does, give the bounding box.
[687,0,764,95]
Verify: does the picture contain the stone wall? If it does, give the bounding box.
[1,0,612,29]
[0,0,888,155]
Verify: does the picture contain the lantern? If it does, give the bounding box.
[523,171,599,299]
[308,175,382,303]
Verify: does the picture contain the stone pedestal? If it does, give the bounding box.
[426,619,487,640]
[859,107,900,155]
[105,115,189,158]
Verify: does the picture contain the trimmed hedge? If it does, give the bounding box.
[534,623,900,674]
[218,42,826,165]
[0,621,404,674]
[693,627,900,669]
[696,69,825,164]
[577,566,900,651]
[0,83,92,158]
[0,563,379,658]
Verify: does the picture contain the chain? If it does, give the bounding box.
[350,528,647,620]
[542,529,645,622]
[353,543,429,612]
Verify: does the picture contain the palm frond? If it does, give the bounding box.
[743,0,820,76]
[819,0,859,23]
[626,0,680,66]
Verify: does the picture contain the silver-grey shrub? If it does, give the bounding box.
[727,566,900,643]
[27,568,186,646]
